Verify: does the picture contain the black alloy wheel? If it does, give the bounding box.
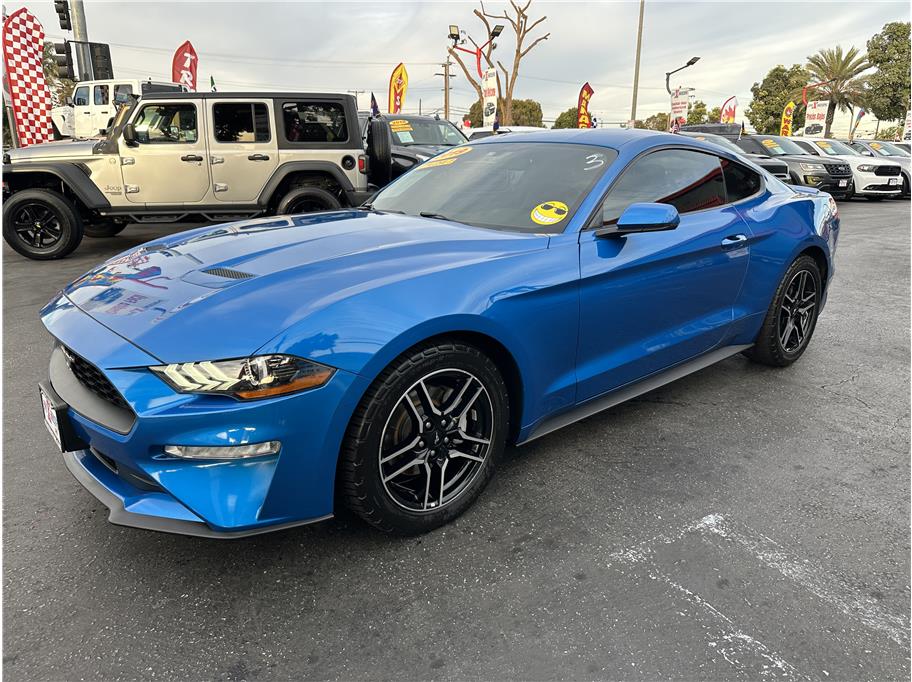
[2,189,84,260]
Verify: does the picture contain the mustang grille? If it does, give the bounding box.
[202,267,254,280]
[824,163,851,176]
[61,346,130,410]
[874,165,901,177]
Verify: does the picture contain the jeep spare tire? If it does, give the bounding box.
[366,119,393,187]
[2,189,84,260]
[276,186,342,215]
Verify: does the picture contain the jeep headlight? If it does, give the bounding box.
[151,355,334,400]
[800,162,825,171]
[857,164,876,172]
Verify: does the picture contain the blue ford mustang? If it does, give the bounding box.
[39,129,839,537]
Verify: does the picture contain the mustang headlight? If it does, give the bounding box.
[800,162,825,171]
[857,164,877,172]
[151,355,334,400]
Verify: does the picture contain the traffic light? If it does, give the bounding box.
[53,41,75,81]
[54,0,71,31]
[88,43,113,80]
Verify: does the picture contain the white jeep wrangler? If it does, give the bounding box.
[3,92,392,259]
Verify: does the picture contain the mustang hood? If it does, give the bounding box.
[61,211,546,364]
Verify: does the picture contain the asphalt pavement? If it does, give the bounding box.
[3,200,910,681]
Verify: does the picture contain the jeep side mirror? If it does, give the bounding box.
[65,95,73,107]
[122,123,136,145]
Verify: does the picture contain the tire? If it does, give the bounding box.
[84,220,127,238]
[2,189,84,260]
[366,119,393,187]
[339,341,509,535]
[744,255,822,367]
[275,185,341,215]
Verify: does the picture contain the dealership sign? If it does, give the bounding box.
[904,110,911,140]
[171,40,198,91]
[802,100,829,137]
[670,88,688,127]
[482,68,497,127]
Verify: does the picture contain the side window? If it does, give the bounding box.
[94,85,109,106]
[282,102,348,143]
[113,84,133,104]
[213,102,270,142]
[73,86,89,106]
[133,104,198,144]
[721,158,762,203]
[792,140,817,154]
[601,149,725,224]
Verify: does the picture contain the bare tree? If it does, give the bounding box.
[448,0,550,125]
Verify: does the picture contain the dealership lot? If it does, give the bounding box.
[3,200,909,680]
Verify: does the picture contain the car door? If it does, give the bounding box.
[91,84,112,136]
[119,99,211,204]
[207,99,277,202]
[576,148,752,401]
[72,85,91,138]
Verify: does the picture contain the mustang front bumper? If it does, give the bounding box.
[40,294,366,538]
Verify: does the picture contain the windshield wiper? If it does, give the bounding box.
[418,211,466,224]
[360,204,406,214]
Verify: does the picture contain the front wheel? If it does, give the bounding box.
[744,255,822,367]
[2,189,84,260]
[339,341,508,534]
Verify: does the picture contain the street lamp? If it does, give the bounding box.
[450,24,505,77]
[665,56,700,94]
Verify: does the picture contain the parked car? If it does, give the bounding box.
[57,78,184,139]
[3,92,392,259]
[790,137,902,200]
[677,131,790,181]
[357,113,467,181]
[39,129,838,538]
[735,134,853,198]
[843,139,910,198]
[467,125,548,141]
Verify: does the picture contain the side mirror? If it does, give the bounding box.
[597,203,680,238]
[64,95,73,107]
[122,123,136,145]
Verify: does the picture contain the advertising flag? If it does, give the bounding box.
[802,100,829,138]
[210,75,216,92]
[720,96,738,124]
[388,63,408,114]
[171,40,198,91]
[904,110,912,141]
[779,100,796,137]
[849,107,865,140]
[2,8,53,146]
[370,92,380,117]
[577,82,594,128]
[483,68,497,127]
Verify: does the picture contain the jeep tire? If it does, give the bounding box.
[366,119,393,187]
[2,189,84,260]
[84,220,128,238]
[276,186,342,215]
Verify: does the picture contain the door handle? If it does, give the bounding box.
[248,153,270,161]
[721,234,748,250]
[181,154,204,162]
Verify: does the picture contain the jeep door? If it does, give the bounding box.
[206,99,278,202]
[119,99,211,204]
[72,85,92,138]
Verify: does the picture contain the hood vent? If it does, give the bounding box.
[202,267,254,280]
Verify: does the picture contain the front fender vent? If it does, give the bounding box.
[201,267,254,280]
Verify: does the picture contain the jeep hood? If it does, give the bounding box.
[9,139,98,162]
[59,211,547,363]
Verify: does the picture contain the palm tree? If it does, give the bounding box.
[804,46,870,137]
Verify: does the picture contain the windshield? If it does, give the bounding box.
[754,136,807,156]
[370,142,617,234]
[680,132,744,155]
[867,141,909,157]
[811,139,858,156]
[389,118,467,146]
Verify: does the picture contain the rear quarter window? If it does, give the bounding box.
[721,159,763,202]
[282,102,348,143]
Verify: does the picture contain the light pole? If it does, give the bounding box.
[665,56,700,94]
[629,0,646,125]
[449,23,504,78]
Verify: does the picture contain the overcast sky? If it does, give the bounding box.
[18,0,911,124]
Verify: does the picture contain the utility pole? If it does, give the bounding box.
[435,59,454,120]
[629,0,645,125]
[69,0,92,80]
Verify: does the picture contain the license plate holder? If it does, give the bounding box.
[888,177,900,185]
[38,382,85,453]
[838,179,848,187]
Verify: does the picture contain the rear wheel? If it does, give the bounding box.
[744,255,821,367]
[276,185,341,215]
[2,189,83,260]
[339,341,508,534]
